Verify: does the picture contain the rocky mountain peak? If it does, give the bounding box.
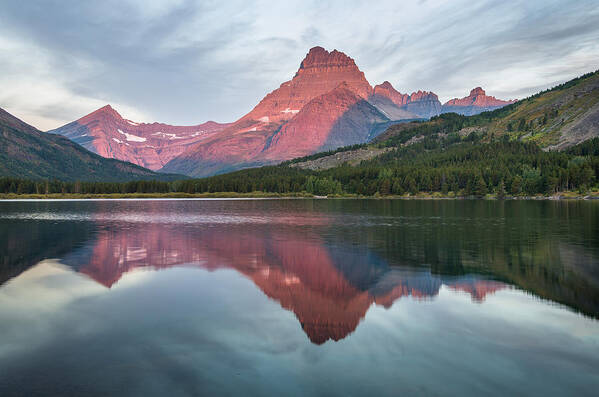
[373,81,409,106]
[82,104,123,122]
[297,46,358,73]
[470,87,486,97]
[242,47,373,125]
[371,82,442,119]
[378,81,394,90]
[409,90,439,102]
[442,87,516,115]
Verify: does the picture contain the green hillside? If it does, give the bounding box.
[378,69,599,149]
[0,108,182,182]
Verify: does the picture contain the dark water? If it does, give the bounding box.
[0,199,598,396]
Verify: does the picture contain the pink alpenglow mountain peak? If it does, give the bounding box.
[372,81,442,119]
[160,46,398,177]
[241,46,374,125]
[51,46,517,177]
[48,105,230,170]
[442,87,516,115]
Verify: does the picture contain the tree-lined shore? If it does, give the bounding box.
[2,137,597,199]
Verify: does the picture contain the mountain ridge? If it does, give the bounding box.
[49,104,231,170]
[0,107,181,181]
[43,46,517,177]
[441,87,517,116]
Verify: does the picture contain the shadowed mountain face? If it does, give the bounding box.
[261,84,389,161]
[2,199,598,345]
[371,81,442,119]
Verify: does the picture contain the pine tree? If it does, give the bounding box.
[441,181,449,195]
[511,175,523,195]
[379,179,391,195]
[392,180,404,195]
[518,118,526,131]
[496,179,506,199]
[475,174,488,197]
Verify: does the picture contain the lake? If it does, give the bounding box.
[0,199,598,396]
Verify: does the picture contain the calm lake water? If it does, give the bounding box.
[0,199,598,396]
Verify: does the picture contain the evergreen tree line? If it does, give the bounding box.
[1,138,597,197]
[0,178,171,195]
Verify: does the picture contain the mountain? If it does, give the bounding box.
[242,46,374,123]
[162,47,419,177]
[249,83,390,162]
[371,81,442,119]
[0,107,180,181]
[442,87,516,116]
[48,46,518,178]
[48,105,230,170]
[373,70,599,150]
[404,90,444,118]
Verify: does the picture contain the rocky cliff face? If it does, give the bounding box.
[48,105,230,170]
[242,46,374,125]
[403,90,443,119]
[373,81,410,106]
[371,81,442,119]
[442,87,515,116]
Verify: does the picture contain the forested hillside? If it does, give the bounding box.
[2,137,597,197]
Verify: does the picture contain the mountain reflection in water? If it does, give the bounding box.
[1,199,598,345]
[57,224,504,344]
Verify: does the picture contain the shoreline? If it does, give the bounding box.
[1,192,598,200]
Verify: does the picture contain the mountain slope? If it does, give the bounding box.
[241,46,374,124]
[380,70,599,148]
[262,83,389,160]
[0,108,180,181]
[487,71,599,149]
[48,105,230,170]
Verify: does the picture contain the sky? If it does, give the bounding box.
[0,0,598,131]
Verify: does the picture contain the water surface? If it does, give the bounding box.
[1,199,598,396]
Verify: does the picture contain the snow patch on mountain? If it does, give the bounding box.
[118,129,146,142]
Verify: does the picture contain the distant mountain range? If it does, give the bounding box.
[0,107,180,181]
[442,87,516,116]
[2,46,596,181]
[49,46,516,177]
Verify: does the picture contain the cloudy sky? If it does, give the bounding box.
[1,0,598,130]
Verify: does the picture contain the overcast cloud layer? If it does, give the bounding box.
[1,0,598,130]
